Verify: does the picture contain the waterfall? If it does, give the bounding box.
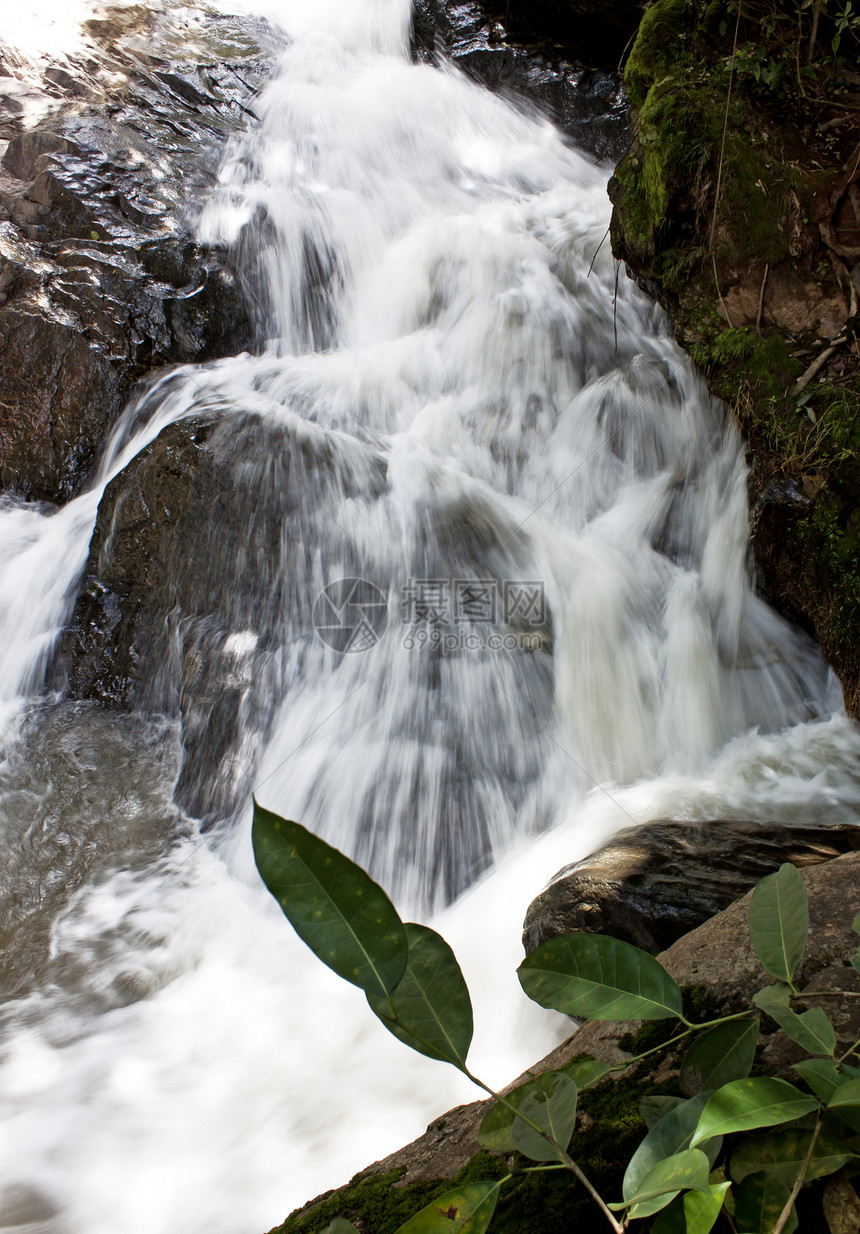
[1,1,859,1232]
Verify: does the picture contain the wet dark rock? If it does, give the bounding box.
[412,0,629,162]
[522,818,860,955]
[0,6,278,504]
[54,410,386,823]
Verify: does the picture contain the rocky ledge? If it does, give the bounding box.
[608,0,860,715]
[0,3,277,503]
[269,853,860,1233]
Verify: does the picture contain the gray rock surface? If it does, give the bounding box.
[53,410,386,822]
[412,0,629,162]
[523,818,860,955]
[0,4,276,502]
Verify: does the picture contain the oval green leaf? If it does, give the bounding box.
[828,1076,860,1120]
[612,1149,712,1217]
[367,923,473,1067]
[252,804,407,999]
[562,1056,612,1090]
[640,1096,685,1130]
[624,1092,722,1218]
[395,1181,502,1234]
[730,1128,856,1187]
[680,1018,759,1097]
[794,1058,843,1105]
[518,934,683,1021]
[748,863,808,984]
[650,1183,731,1234]
[511,1072,578,1163]
[690,1078,818,1148]
[479,1067,579,1153]
[753,986,836,1056]
[734,1172,797,1234]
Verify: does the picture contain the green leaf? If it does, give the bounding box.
[252,804,407,999]
[650,1183,731,1234]
[827,1077,860,1135]
[690,1078,818,1148]
[681,1018,759,1097]
[517,934,684,1021]
[611,1150,711,1216]
[395,1181,502,1233]
[562,1056,612,1090]
[795,1058,843,1104]
[367,923,473,1067]
[640,1095,685,1130]
[734,1172,797,1234]
[753,986,836,1056]
[748,864,808,984]
[478,1069,577,1154]
[730,1128,856,1186]
[511,1072,578,1163]
[624,1092,722,1218]
[323,1222,360,1234]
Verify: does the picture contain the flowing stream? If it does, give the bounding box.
[2,1,860,1232]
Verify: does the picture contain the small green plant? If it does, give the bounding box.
[253,802,860,1233]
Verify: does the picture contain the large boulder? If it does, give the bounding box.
[523,818,860,955]
[52,411,386,823]
[0,5,275,503]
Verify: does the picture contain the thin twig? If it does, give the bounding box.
[794,336,848,393]
[772,1117,821,1234]
[807,3,821,65]
[713,251,735,327]
[588,226,610,277]
[756,262,769,335]
[613,260,620,354]
[709,2,742,255]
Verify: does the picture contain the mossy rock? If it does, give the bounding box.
[610,0,860,715]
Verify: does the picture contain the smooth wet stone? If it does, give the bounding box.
[0,8,277,503]
[522,818,860,955]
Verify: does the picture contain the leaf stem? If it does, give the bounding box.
[464,1070,625,1234]
[772,1116,821,1234]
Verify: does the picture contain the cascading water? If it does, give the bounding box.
[1,1,860,1232]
